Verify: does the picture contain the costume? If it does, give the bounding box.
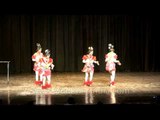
[40,49,54,89]
[82,46,99,86]
[32,43,43,85]
[105,43,121,86]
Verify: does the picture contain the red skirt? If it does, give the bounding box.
[42,69,51,76]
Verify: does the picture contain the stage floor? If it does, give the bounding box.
[0,72,160,105]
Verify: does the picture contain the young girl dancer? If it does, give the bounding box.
[32,43,43,85]
[105,43,121,86]
[40,49,54,89]
[82,46,99,86]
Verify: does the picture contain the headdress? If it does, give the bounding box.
[88,46,93,53]
[108,43,114,51]
[45,49,50,56]
[36,43,42,51]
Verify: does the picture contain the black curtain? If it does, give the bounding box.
[0,14,159,74]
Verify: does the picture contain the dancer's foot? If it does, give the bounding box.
[46,83,52,88]
[88,81,93,86]
[83,81,88,86]
[42,85,47,89]
[109,81,115,86]
[35,80,42,85]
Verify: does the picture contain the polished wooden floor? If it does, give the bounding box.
[0,72,160,105]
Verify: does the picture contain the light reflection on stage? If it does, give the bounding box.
[1,72,160,105]
[109,87,116,104]
[1,88,160,105]
[85,88,94,104]
[84,87,116,104]
[35,94,52,105]
[3,87,118,105]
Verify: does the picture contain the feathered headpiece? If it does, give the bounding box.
[45,49,50,56]
[88,46,93,53]
[88,46,93,51]
[108,43,114,51]
[36,43,42,51]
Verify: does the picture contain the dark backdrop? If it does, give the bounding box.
[0,9,159,74]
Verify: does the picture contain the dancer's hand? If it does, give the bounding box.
[96,61,100,65]
[118,61,121,66]
[51,64,55,70]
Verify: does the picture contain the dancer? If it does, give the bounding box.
[40,49,54,89]
[82,46,99,86]
[32,43,43,85]
[105,43,121,86]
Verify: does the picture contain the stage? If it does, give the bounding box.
[0,72,160,105]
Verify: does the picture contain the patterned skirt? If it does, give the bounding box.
[105,62,116,72]
[82,65,94,73]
